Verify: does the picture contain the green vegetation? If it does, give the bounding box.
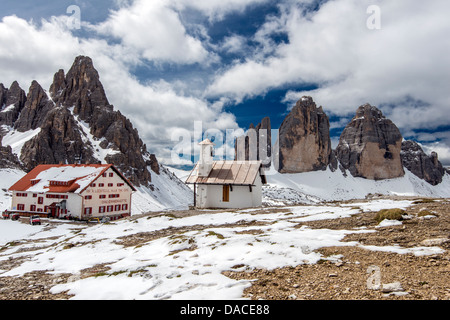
[374,208,406,223]
[412,199,435,204]
[62,243,75,250]
[206,231,225,239]
[418,210,436,217]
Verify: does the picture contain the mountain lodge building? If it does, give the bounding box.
[8,164,136,220]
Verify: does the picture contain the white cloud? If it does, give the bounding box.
[220,35,249,54]
[207,0,450,133]
[93,0,211,64]
[0,15,80,90]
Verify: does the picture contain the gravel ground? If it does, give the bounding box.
[0,197,448,300]
[225,198,450,300]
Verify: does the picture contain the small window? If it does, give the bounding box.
[107,205,113,212]
[108,183,113,187]
[99,183,104,187]
[122,204,128,211]
[85,195,92,200]
[117,183,124,187]
[17,204,25,211]
[109,173,113,177]
[99,195,106,199]
[84,207,92,215]
[222,185,230,202]
[99,206,105,213]
[30,205,36,212]
[115,204,121,211]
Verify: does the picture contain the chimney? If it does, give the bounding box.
[198,139,215,177]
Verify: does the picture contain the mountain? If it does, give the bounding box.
[263,165,450,204]
[401,140,446,186]
[233,96,449,202]
[0,56,192,213]
[336,103,405,180]
[235,116,272,168]
[274,96,333,173]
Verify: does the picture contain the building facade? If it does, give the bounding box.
[9,164,136,220]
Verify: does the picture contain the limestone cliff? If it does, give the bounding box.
[275,96,332,173]
[336,104,405,180]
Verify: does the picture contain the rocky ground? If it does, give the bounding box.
[0,197,448,300]
[225,197,450,300]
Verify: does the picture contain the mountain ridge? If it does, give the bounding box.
[239,96,447,187]
[0,55,192,213]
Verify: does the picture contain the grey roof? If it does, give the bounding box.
[185,161,265,186]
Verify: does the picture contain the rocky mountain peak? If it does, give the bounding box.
[0,56,156,187]
[0,81,27,128]
[235,116,272,168]
[49,69,66,99]
[355,103,384,119]
[50,55,110,122]
[14,80,54,132]
[336,104,405,180]
[401,140,445,186]
[274,96,332,173]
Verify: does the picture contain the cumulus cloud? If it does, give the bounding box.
[207,0,450,132]
[93,0,211,64]
[0,15,80,89]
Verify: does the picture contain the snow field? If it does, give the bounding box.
[0,199,444,300]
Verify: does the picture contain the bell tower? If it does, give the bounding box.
[198,139,214,177]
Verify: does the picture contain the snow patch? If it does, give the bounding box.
[1,126,41,158]
[0,198,443,300]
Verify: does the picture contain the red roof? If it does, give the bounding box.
[9,164,136,193]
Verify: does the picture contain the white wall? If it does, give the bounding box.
[81,167,133,219]
[11,191,83,217]
[66,194,83,219]
[196,176,263,209]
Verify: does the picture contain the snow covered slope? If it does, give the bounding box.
[168,165,450,206]
[263,166,450,203]
[132,165,192,214]
[0,168,25,211]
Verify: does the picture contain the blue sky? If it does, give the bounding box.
[1,0,449,166]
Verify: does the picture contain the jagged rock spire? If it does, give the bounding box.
[336,104,405,180]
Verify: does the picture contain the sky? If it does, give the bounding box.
[0,0,449,167]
